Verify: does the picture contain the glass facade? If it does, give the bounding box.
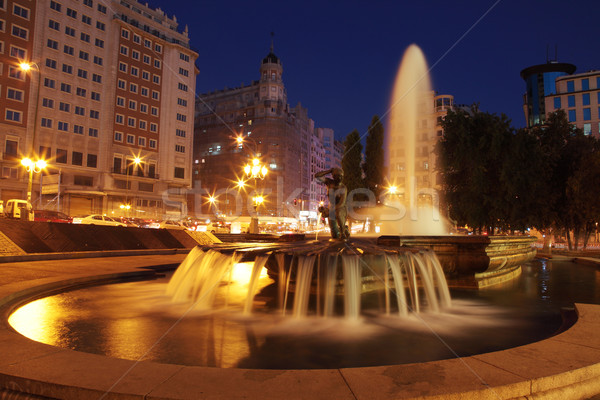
[568,110,577,122]
[582,78,589,91]
[567,81,575,92]
[583,93,590,106]
[583,108,591,121]
[568,95,575,107]
[554,97,561,109]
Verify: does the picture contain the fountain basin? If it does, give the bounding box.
[377,235,537,277]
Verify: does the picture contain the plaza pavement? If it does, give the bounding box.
[0,249,600,398]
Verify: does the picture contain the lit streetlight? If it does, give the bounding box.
[20,157,47,220]
[125,156,142,214]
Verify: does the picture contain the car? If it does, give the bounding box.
[157,220,187,230]
[72,214,127,227]
[210,222,231,233]
[34,210,72,223]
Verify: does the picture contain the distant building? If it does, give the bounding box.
[0,0,197,217]
[193,45,315,220]
[520,62,577,128]
[544,70,600,137]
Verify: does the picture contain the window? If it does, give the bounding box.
[62,63,73,74]
[64,45,74,56]
[82,15,92,25]
[119,45,128,56]
[80,32,90,42]
[117,79,126,90]
[126,134,134,144]
[140,104,148,113]
[178,83,188,92]
[153,59,161,69]
[91,92,100,101]
[144,39,151,48]
[72,151,83,166]
[10,45,25,59]
[568,95,575,108]
[74,106,85,115]
[44,78,55,88]
[77,69,88,79]
[176,113,186,122]
[11,25,28,39]
[87,154,97,168]
[567,81,575,92]
[584,123,592,136]
[42,98,54,108]
[47,39,59,49]
[129,83,138,93]
[175,129,186,137]
[151,107,159,116]
[116,96,125,107]
[59,102,70,112]
[133,34,141,44]
[66,8,77,18]
[582,78,589,91]
[143,55,150,64]
[93,56,103,66]
[76,87,86,97]
[97,4,106,13]
[150,123,158,132]
[583,108,591,121]
[114,131,123,142]
[128,100,136,110]
[177,98,187,107]
[175,144,185,153]
[92,73,102,83]
[174,167,184,179]
[119,62,127,73]
[13,4,29,19]
[74,175,93,186]
[65,26,75,36]
[96,21,105,31]
[41,118,52,128]
[49,20,60,30]
[73,124,84,134]
[7,88,23,101]
[131,50,140,60]
[154,44,162,53]
[90,110,99,119]
[583,93,590,106]
[180,53,189,62]
[46,58,57,69]
[127,117,136,127]
[138,137,146,147]
[139,120,146,130]
[116,114,124,124]
[151,91,159,100]
[149,139,157,149]
[142,71,150,80]
[179,68,189,77]
[88,128,98,137]
[121,29,129,39]
[568,109,576,122]
[58,121,69,131]
[60,83,71,93]
[141,87,149,97]
[56,149,67,164]
[83,0,93,7]
[50,1,62,12]
[152,75,160,84]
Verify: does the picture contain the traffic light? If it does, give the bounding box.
[293,198,297,206]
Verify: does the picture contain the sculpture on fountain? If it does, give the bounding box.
[315,167,350,239]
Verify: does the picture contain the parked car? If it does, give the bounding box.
[210,222,231,233]
[157,220,187,230]
[72,214,127,227]
[34,210,72,223]
[4,199,32,220]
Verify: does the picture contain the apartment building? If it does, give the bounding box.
[0,0,197,218]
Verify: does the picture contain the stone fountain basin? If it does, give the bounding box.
[377,235,537,277]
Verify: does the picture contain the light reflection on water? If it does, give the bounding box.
[8,259,600,369]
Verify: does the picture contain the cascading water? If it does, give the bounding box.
[166,239,451,319]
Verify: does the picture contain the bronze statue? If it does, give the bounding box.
[315,168,350,239]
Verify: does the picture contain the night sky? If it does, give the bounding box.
[148,0,600,141]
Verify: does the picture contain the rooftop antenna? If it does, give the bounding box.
[270,31,274,53]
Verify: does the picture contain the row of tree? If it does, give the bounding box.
[437,107,600,249]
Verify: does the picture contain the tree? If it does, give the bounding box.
[436,106,512,233]
[363,115,385,202]
[342,130,364,215]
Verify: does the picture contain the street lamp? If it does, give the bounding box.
[125,156,141,214]
[225,178,246,216]
[207,195,218,215]
[20,157,47,221]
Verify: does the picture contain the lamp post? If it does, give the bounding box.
[236,136,268,234]
[125,156,141,215]
[225,178,246,216]
[20,158,47,221]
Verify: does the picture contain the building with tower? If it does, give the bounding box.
[193,43,330,226]
[0,0,198,218]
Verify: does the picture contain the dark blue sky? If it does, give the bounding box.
[151,0,600,141]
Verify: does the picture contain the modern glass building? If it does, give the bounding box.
[520,62,576,127]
